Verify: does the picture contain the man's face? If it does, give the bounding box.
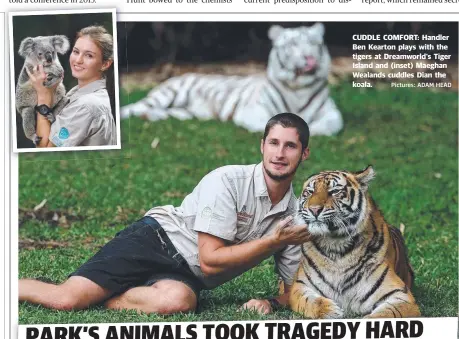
[261,124,310,181]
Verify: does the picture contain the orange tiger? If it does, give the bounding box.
[288,166,420,319]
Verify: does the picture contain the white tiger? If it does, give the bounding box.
[120,23,343,136]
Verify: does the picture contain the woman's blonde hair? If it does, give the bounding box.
[76,25,116,122]
[76,25,113,63]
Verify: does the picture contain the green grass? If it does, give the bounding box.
[18,83,458,324]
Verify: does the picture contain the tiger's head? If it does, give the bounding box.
[298,166,376,238]
[267,23,331,89]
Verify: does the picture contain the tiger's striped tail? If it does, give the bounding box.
[389,225,415,290]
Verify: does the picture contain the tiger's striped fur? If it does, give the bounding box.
[120,23,343,136]
[288,166,420,319]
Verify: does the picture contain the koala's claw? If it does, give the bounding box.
[46,114,56,124]
[43,77,59,87]
[33,134,42,146]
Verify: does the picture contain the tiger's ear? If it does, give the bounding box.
[308,23,325,44]
[354,165,376,186]
[51,35,70,54]
[268,25,284,41]
[18,37,35,58]
[310,23,325,37]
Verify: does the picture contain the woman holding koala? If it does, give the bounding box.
[27,25,117,148]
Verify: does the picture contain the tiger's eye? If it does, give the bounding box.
[303,188,314,197]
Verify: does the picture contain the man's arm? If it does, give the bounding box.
[198,216,309,276]
[198,231,280,276]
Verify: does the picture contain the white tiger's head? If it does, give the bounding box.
[267,23,330,89]
[297,166,376,238]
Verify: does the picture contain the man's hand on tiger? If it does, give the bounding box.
[272,215,312,246]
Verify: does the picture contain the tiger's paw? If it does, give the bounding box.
[364,303,421,319]
[364,311,394,319]
[311,297,344,319]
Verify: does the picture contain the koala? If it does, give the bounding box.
[15,35,70,145]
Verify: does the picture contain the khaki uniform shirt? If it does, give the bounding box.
[50,79,116,147]
[145,163,301,289]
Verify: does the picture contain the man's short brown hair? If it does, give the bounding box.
[263,113,310,150]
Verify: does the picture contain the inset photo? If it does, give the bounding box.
[9,9,121,153]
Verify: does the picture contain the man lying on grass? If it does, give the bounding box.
[19,112,312,315]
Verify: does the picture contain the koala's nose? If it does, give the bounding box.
[45,52,52,63]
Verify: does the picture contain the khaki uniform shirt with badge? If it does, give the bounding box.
[145,163,301,289]
[50,79,116,147]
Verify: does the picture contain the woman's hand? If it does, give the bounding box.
[25,64,59,105]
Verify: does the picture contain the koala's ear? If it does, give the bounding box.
[18,37,35,58]
[51,35,70,54]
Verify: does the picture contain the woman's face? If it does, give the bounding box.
[69,36,107,86]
